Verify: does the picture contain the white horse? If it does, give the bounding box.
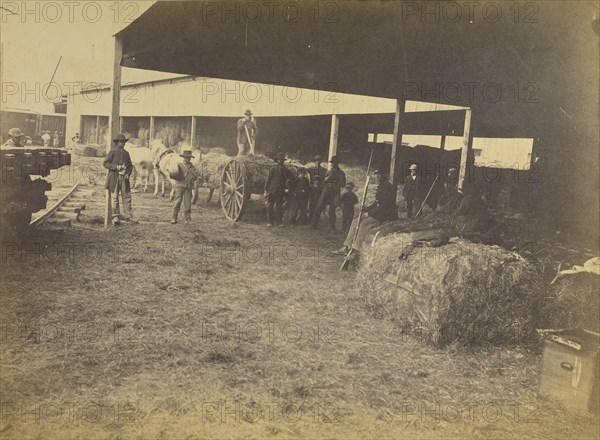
[150,139,198,200]
[125,141,154,192]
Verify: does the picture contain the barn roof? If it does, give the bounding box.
[115,1,598,147]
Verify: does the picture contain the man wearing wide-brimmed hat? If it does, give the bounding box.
[103,133,137,225]
[307,154,326,223]
[171,150,200,224]
[264,152,294,227]
[3,128,27,148]
[236,109,258,156]
[310,155,346,232]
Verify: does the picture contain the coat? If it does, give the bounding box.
[402,174,422,201]
[318,166,346,206]
[237,118,258,144]
[174,161,200,189]
[264,164,293,196]
[104,147,133,192]
[367,180,398,221]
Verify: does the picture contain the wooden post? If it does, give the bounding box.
[373,133,378,144]
[95,115,100,144]
[109,36,123,153]
[190,116,196,149]
[440,135,446,151]
[328,114,339,160]
[149,116,155,141]
[119,116,124,132]
[458,108,472,190]
[390,99,403,187]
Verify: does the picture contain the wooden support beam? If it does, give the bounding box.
[119,117,124,133]
[440,135,446,151]
[190,116,196,149]
[109,36,123,154]
[149,116,155,141]
[328,114,339,160]
[390,99,403,187]
[95,115,100,144]
[458,108,472,190]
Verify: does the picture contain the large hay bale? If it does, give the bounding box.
[357,234,542,347]
[541,273,600,332]
[198,154,275,190]
[197,152,230,188]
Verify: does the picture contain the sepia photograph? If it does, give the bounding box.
[0,1,598,438]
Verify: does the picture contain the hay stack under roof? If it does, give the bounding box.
[357,233,543,347]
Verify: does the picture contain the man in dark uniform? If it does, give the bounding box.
[402,163,423,218]
[3,128,27,147]
[287,167,310,225]
[264,152,294,227]
[334,169,398,255]
[310,155,346,232]
[237,109,258,156]
[104,133,138,225]
[307,155,326,223]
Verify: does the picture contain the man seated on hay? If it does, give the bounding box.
[333,169,397,257]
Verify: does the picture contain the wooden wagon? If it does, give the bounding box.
[219,155,277,221]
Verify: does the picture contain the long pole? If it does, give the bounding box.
[244,124,255,155]
[415,174,439,217]
[341,148,374,271]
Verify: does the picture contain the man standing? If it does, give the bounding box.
[264,152,293,227]
[436,167,463,214]
[310,155,346,232]
[334,169,398,256]
[287,167,310,225]
[237,109,258,156]
[104,133,138,225]
[307,155,326,223]
[402,163,422,218]
[171,150,200,224]
[3,128,27,147]
[41,130,51,147]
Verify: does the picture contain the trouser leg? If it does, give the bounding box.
[288,196,298,223]
[275,195,284,225]
[344,215,360,248]
[406,199,413,218]
[121,178,133,219]
[183,188,192,220]
[298,196,308,224]
[311,199,326,227]
[267,197,275,224]
[328,204,337,230]
[112,184,121,220]
[172,188,184,221]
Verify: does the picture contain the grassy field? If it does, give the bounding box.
[0,157,598,439]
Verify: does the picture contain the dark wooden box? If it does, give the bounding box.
[539,329,599,413]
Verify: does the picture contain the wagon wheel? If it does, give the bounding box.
[220,159,247,221]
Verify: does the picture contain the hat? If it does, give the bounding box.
[8,128,25,138]
[274,152,286,162]
[180,150,193,158]
[244,109,253,116]
[113,133,129,143]
[313,155,322,161]
[409,164,417,170]
[329,155,340,165]
[447,167,458,176]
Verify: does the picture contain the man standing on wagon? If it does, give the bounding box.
[104,134,138,225]
[237,109,258,156]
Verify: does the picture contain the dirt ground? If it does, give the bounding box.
[1,157,599,439]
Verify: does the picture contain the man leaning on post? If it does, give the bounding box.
[104,133,138,225]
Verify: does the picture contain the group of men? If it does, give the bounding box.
[103,133,200,225]
[263,153,351,230]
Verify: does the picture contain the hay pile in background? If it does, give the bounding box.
[357,234,542,347]
[541,272,600,332]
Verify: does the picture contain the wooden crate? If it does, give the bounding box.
[539,329,599,413]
